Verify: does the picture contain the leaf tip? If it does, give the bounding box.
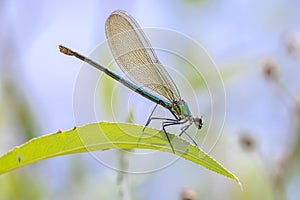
[237,179,243,190]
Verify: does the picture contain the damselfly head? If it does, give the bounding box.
[193,116,203,130]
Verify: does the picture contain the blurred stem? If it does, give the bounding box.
[271,80,300,200]
[3,79,38,140]
[117,108,134,200]
[274,180,286,200]
[276,81,298,104]
[292,115,300,165]
[117,149,130,200]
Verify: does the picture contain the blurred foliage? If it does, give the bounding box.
[2,78,38,140]
[0,66,44,200]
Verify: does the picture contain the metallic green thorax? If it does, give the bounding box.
[170,100,192,120]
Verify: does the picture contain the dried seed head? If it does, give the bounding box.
[294,94,300,117]
[181,187,197,200]
[286,31,300,56]
[239,133,256,151]
[262,58,279,81]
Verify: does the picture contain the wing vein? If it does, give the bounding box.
[105,10,181,102]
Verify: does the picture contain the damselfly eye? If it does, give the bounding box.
[194,116,203,129]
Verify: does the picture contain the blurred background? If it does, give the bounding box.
[1,0,300,199]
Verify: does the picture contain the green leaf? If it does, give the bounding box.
[0,122,240,185]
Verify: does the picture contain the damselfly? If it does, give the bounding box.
[59,10,203,153]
